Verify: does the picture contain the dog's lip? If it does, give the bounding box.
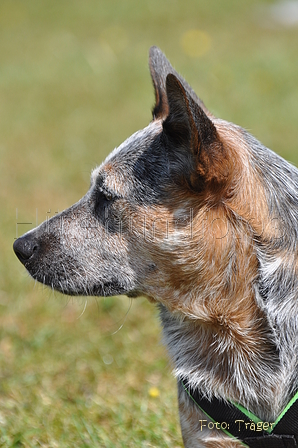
[127,290,142,298]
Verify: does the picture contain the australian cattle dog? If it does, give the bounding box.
[13,47,298,447]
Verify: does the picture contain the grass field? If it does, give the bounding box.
[1,0,298,446]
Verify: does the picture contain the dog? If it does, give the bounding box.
[13,47,298,447]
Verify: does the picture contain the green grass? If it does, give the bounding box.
[1,0,298,446]
[0,292,179,446]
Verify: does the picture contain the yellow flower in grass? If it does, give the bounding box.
[149,387,160,398]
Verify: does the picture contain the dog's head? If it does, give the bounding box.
[13,48,290,323]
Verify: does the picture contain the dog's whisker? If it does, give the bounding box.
[110,297,133,336]
[76,298,88,320]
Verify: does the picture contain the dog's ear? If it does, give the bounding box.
[163,74,230,191]
[149,46,209,119]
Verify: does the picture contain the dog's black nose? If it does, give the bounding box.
[13,234,39,264]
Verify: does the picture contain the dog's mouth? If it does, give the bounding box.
[42,280,129,297]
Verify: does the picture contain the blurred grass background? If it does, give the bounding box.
[1,0,298,446]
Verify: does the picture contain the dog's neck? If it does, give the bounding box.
[148,192,298,422]
[159,297,298,422]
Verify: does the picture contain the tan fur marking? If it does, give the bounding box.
[103,163,128,197]
[130,198,268,380]
[216,121,282,242]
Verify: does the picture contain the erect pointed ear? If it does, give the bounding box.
[149,47,174,119]
[163,74,230,190]
[149,46,210,120]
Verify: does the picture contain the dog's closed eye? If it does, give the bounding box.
[95,188,115,205]
[102,189,113,201]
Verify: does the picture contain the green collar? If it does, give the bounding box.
[181,379,298,447]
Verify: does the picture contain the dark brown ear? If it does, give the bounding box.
[149,46,209,119]
[163,74,230,190]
